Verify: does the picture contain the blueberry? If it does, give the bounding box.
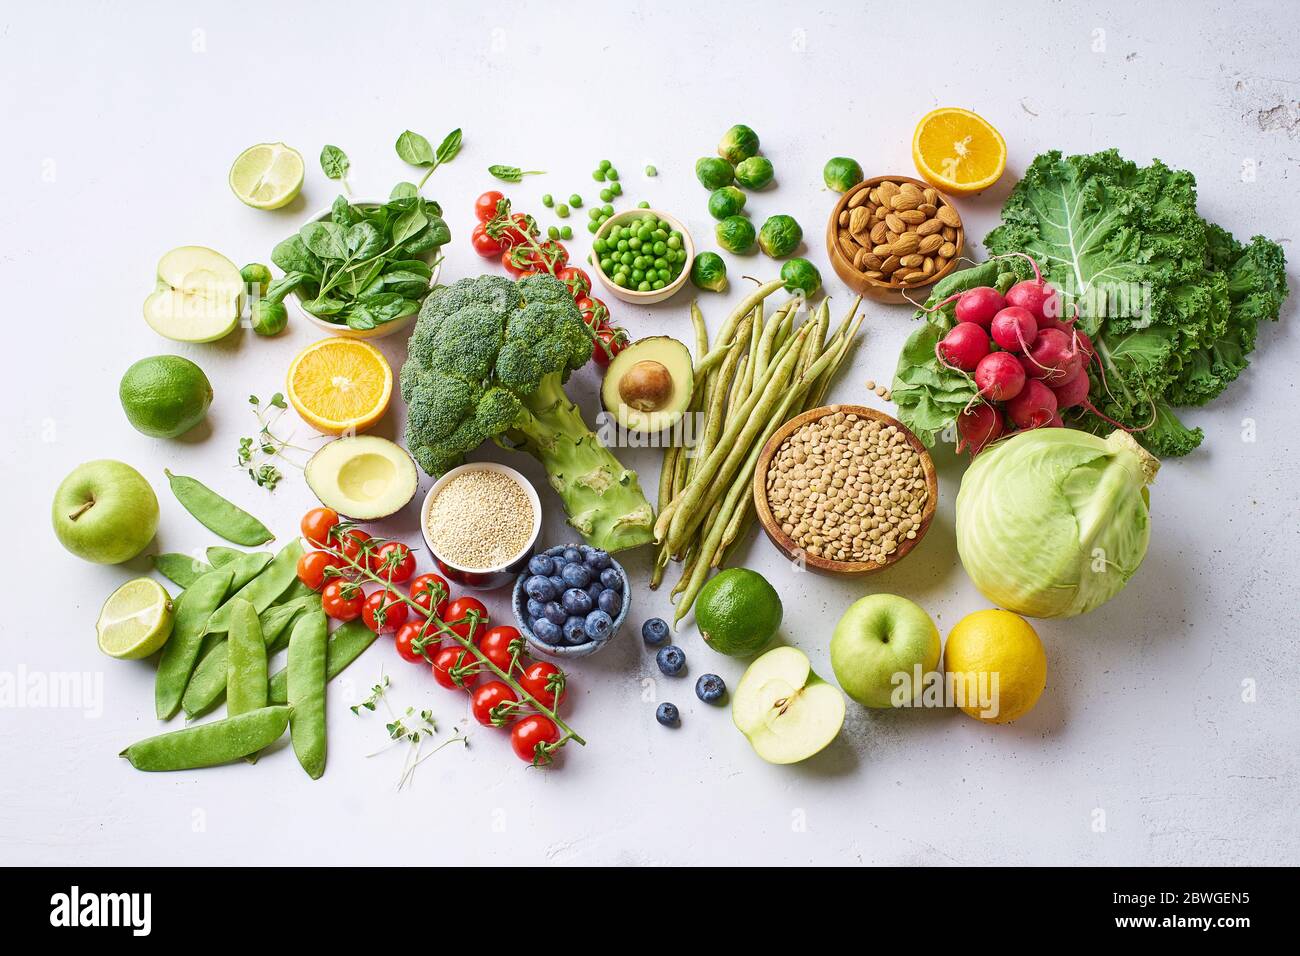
[655,702,680,727]
[584,549,611,571]
[524,575,557,602]
[549,575,567,595]
[526,598,546,620]
[543,601,568,626]
[544,545,566,557]
[656,644,685,676]
[695,674,726,703]
[561,562,592,589]
[599,567,622,590]
[528,554,555,576]
[561,587,593,616]
[533,618,564,645]
[585,582,605,604]
[562,547,583,565]
[642,618,670,646]
[563,616,589,644]
[597,588,622,617]
[585,609,614,641]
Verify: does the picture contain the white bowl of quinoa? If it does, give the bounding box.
[420,463,542,590]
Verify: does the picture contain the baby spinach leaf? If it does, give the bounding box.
[330,194,362,227]
[390,207,428,248]
[390,181,418,201]
[383,259,432,279]
[395,130,434,166]
[434,129,463,166]
[345,221,384,259]
[488,164,544,183]
[320,145,350,181]
[302,295,346,317]
[344,303,377,330]
[265,272,308,304]
[271,236,323,280]
[300,221,349,261]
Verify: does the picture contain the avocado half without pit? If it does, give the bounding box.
[304,435,419,520]
[600,336,694,435]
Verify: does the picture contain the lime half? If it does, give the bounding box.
[229,142,304,210]
[96,578,174,659]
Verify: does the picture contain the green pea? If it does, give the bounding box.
[652,279,666,290]
[600,256,615,272]
[152,553,213,590]
[165,470,273,546]
[588,221,600,233]
[607,168,620,181]
[645,165,657,176]
[154,569,233,720]
[598,159,611,170]
[121,706,292,771]
[287,610,328,779]
[638,200,650,208]
[588,207,602,221]
[592,169,606,181]
[548,225,560,240]
[616,239,629,253]
[569,194,583,207]
[620,251,634,265]
[667,235,682,250]
[560,226,573,240]
[610,181,623,196]
[593,238,607,253]
[602,204,614,215]
[638,281,651,291]
[556,204,569,218]
[269,620,378,705]
[600,188,613,202]
[541,194,553,207]
[658,268,672,281]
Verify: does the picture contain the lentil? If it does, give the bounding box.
[427,469,534,569]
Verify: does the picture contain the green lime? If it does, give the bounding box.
[119,355,213,438]
[229,142,304,209]
[96,578,174,659]
[696,568,783,657]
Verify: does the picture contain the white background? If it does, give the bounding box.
[2,0,1297,866]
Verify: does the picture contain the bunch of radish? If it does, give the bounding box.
[930,253,1100,456]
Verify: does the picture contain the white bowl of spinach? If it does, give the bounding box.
[270,191,448,339]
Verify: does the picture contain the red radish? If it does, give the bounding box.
[1006,380,1058,430]
[974,351,1025,402]
[1021,327,1082,383]
[936,322,991,371]
[956,402,1005,456]
[954,286,1005,328]
[990,306,1038,353]
[1047,413,1065,427]
[1046,318,1094,363]
[995,252,1061,325]
[1049,364,1091,410]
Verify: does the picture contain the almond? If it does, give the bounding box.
[936,205,962,227]
[838,210,850,227]
[922,256,935,275]
[885,212,906,234]
[900,270,928,283]
[870,221,889,245]
[916,218,943,237]
[923,188,937,204]
[873,243,893,257]
[849,205,872,237]
[898,209,926,225]
[862,252,883,270]
[848,188,870,209]
[890,232,921,255]
[939,241,956,258]
[880,255,901,274]
[942,226,957,242]
[877,181,900,202]
[918,202,938,216]
[918,234,944,255]
[838,232,859,260]
[864,270,885,280]
[853,248,867,270]
[890,192,921,211]
[899,254,923,268]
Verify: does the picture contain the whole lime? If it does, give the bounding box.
[119,355,213,438]
[696,568,783,657]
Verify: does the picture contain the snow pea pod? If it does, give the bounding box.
[165,470,274,546]
[155,569,233,720]
[213,549,273,594]
[153,553,214,589]
[287,610,328,779]
[121,706,292,771]
[225,599,268,716]
[269,620,377,704]
[205,540,304,634]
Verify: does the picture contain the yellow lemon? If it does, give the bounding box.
[943,609,1046,724]
[286,338,393,435]
[912,107,1007,195]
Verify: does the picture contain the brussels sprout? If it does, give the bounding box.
[250,299,288,337]
[717,124,760,165]
[734,156,774,190]
[780,258,821,297]
[823,156,864,193]
[690,252,729,293]
[715,216,756,255]
[758,214,803,258]
[695,157,734,190]
[240,262,272,296]
[707,186,747,221]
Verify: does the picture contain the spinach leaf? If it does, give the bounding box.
[345,221,384,259]
[265,271,308,303]
[330,194,361,227]
[300,221,349,261]
[320,145,350,181]
[395,130,434,166]
[383,259,433,279]
[434,129,463,166]
[359,292,419,324]
[302,295,346,317]
[390,207,428,248]
[390,181,418,201]
[271,235,323,280]
[488,164,544,183]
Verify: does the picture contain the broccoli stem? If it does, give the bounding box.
[503,373,655,553]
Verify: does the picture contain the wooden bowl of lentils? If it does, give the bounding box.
[752,405,938,576]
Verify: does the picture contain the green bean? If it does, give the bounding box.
[121,706,292,771]
[205,539,304,634]
[153,553,213,589]
[286,610,328,779]
[165,470,274,546]
[726,354,749,424]
[269,620,377,705]
[226,599,268,716]
[712,279,784,353]
[697,314,750,466]
[809,306,866,408]
[155,569,233,720]
[690,300,709,361]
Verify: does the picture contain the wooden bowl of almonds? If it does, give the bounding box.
[753,405,938,576]
[826,175,964,304]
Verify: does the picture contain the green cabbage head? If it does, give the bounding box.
[956,429,1159,618]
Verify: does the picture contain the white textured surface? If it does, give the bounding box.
[2,0,1297,866]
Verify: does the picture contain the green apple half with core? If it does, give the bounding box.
[732,646,845,764]
[52,460,159,564]
[143,245,244,343]
[830,593,940,708]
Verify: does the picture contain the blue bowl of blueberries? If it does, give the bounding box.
[513,543,630,658]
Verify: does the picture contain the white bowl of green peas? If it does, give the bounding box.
[590,209,695,305]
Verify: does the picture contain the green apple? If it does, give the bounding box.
[52,460,159,564]
[732,646,845,764]
[830,593,940,708]
[143,245,243,343]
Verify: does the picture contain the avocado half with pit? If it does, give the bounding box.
[305,435,419,520]
[600,336,694,434]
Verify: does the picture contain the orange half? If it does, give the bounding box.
[286,337,393,435]
[912,107,1007,195]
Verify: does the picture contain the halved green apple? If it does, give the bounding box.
[732,646,845,764]
[143,245,243,343]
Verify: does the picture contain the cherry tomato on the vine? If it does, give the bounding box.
[591,324,627,368]
[500,249,525,277]
[534,239,568,272]
[334,528,373,567]
[478,625,524,673]
[410,573,450,619]
[474,190,505,223]
[471,680,519,727]
[471,222,504,258]
[296,550,339,592]
[519,660,567,710]
[362,589,408,634]
[321,580,365,622]
[511,714,561,764]
[373,542,415,584]
[394,620,434,663]
[575,295,609,329]
[498,213,535,248]
[444,596,488,640]
[556,266,591,300]
[300,508,340,548]
[431,644,478,690]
